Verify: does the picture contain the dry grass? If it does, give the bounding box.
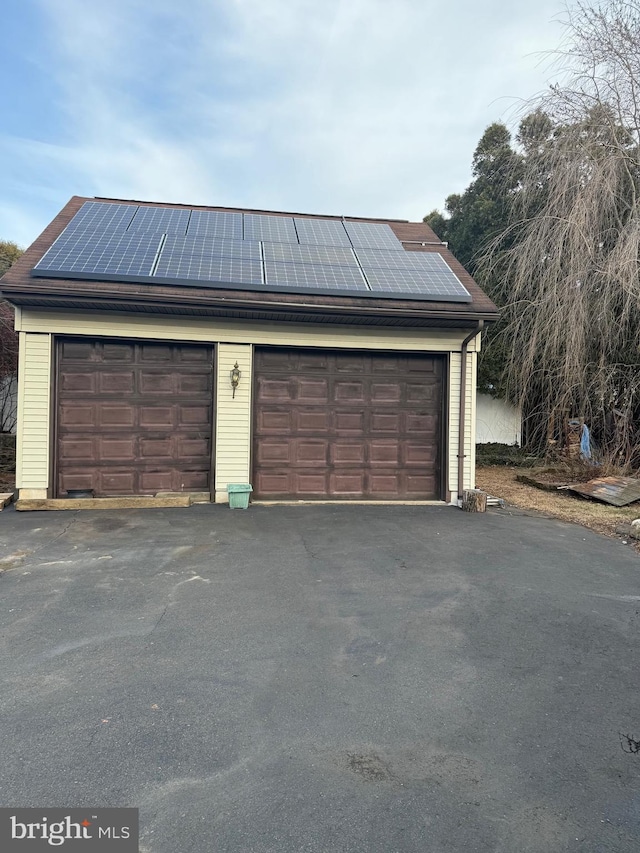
[476,465,640,545]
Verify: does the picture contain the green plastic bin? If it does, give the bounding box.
[227,483,253,509]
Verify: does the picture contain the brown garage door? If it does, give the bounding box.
[56,338,214,496]
[253,347,444,500]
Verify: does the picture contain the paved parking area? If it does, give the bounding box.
[1,503,639,852]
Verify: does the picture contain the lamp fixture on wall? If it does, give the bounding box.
[230,362,241,398]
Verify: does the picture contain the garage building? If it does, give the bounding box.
[1,197,498,505]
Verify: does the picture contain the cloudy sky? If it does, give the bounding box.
[3,0,566,247]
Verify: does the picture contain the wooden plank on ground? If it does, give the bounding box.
[15,495,192,512]
[569,476,640,507]
[0,493,15,510]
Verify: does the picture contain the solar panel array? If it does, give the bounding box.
[31,200,472,302]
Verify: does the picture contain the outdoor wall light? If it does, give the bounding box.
[230,362,241,398]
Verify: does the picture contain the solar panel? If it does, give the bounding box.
[343,221,403,250]
[33,231,163,278]
[63,201,137,233]
[294,217,352,247]
[187,210,243,239]
[154,254,263,286]
[363,258,471,303]
[161,235,261,261]
[354,248,460,272]
[127,205,191,235]
[243,214,297,243]
[264,261,369,292]
[262,243,359,267]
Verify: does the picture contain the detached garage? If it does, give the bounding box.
[1,197,498,507]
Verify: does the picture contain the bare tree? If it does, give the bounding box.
[0,241,22,434]
[485,1,640,467]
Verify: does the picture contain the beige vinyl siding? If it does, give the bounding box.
[18,310,475,354]
[215,344,252,503]
[448,345,477,500]
[16,332,52,492]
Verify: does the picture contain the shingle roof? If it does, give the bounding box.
[1,196,498,325]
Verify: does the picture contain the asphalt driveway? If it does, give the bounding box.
[0,503,639,852]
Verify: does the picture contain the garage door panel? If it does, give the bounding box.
[100,470,136,494]
[139,406,174,428]
[296,410,329,432]
[139,371,175,394]
[61,372,96,393]
[138,470,174,492]
[99,372,134,394]
[259,349,296,370]
[296,440,328,464]
[139,438,173,459]
[103,343,134,361]
[178,346,212,363]
[298,352,329,371]
[179,373,212,394]
[59,437,95,461]
[254,347,443,500]
[178,469,211,490]
[99,438,136,461]
[334,411,365,432]
[294,472,329,494]
[254,471,290,495]
[59,403,96,427]
[330,442,366,464]
[257,378,293,402]
[178,438,211,458]
[371,383,401,403]
[257,439,291,463]
[257,409,293,433]
[370,412,401,432]
[335,354,367,373]
[179,405,211,426]
[406,412,434,433]
[406,381,439,403]
[140,344,173,362]
[403,442,437,465]
[57,339,213,496]
[99,404,135,428]
[60,340,96,361]
[58,471,95,492]
[369,440,400,464]
[371,356,403,373]
[297,379,328,403]
[334,381,366,402]
[404,473,437,495]
[330,472,366,495]
[368,472,400,494]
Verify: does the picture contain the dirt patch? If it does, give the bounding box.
[476,465,640,550]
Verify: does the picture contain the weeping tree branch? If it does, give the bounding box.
[481,0,640,467]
